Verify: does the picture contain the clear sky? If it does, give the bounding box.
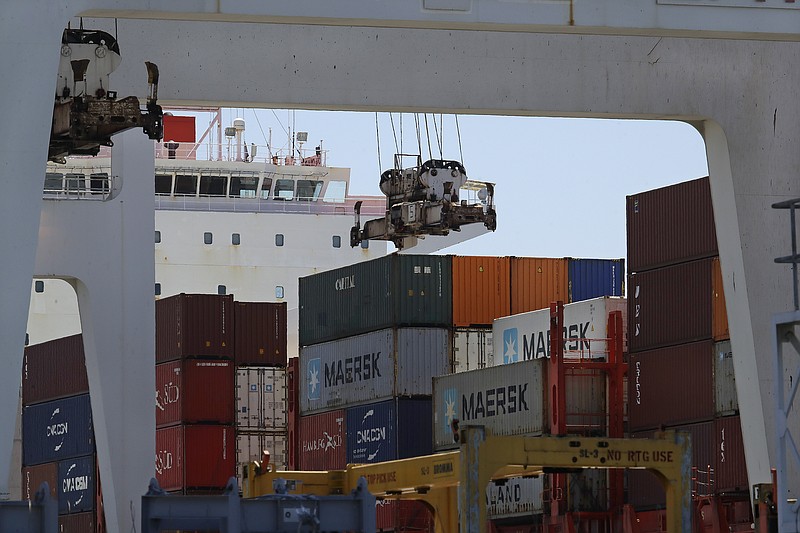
[187,108,709,261]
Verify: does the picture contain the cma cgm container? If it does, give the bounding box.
[155,424,235,491]
[23,334,89,406]
[433,360,545,451]
[714,340,738,416]
[628,341,714,431]
[58,455,96,515]
[299,328,449,414]
[298,409,346,471]
[509,257,568,315]
[236,432,287,491]
[492,297,627,364]
[626,177,718,273]
[156,358,235,427]
[23,394,94,466]
[299,254,452,346]
[452,255,510,327]
[234,301,288,366]
[628,258,714,352]
[156,293,234,362]
[236,367,287,431]
[486,476,545,518]
[346,398,432,464]
[567,258,625,303]
[452,327,494,373]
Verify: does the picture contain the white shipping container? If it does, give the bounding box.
[236,367,287,431]
[299,328,450,415]
[492,296,626,364]
[714,340,738,416]
[486,476,544,518]
[452,328,494,373]
[432,359,545,451]
[236,432,287,491]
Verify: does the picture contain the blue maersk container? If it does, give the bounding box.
[23,394,94,466]
[58,454,96,515]
[346,398,432,464]
[568,258,625,303]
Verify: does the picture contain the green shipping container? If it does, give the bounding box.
[299,254,453,346]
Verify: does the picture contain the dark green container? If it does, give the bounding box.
[299,254,453,346]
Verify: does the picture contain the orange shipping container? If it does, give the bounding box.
[510,257,569,315]
[452,256,511,327]
[712,257,730,341]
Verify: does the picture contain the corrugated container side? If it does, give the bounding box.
[712,257,730,341]
[393,255,453,328]
[300,328,449,414]
[346,399,432,464]
[23,335,89,407]
[22,462,58,501]
[452,256,510,327]
[235,367,287,431]
[628,422,715,509]
[715,415,748,493]
[568,258,625,303]
[486,476,544,518]
[626,177,718,273]
[59,512,98,533]
[234,301,288,366]
[565,369,607,435]
[628,259,713,352]
[58,454,96,515]
[433,360,545,451]
[452,328,494,373]
[236,432,288,491]
[376,500,434,531]
[298,410,346,470]
[156,359,235,427]
[23,394,94,466]
[714,340,738,416]
[155,425,235,491]
[287,358,299,470]
[156,293,234,362]
[493,297,627,364]
[510,257,569,315]
[628,341,714,431]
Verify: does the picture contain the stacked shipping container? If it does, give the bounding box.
[21,335,105,533]
[625,177,747,512]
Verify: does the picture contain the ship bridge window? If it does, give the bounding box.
[199,173,227,197]
[230,174,258,198]
[155,173,172,195]
[90,173,109,195]
[174,173,198,196]
[44,173,63,194]
[66,173,86,193]
[323,180,346,203]
[297,180,323,202]
[259,177,273,199]
[274,179,295,200]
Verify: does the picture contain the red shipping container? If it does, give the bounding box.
[626,177,718,273]
[234,301,288,366]
[376,500,434,531]
[156,359,234,428]
[298,410,346,471]
[628,341,714,431]
[287,358,299,470]
[22,462,58,501]
[155,425,235,491]
[156,293,234,362]
[59,511,100,533]
[628,259,713,352]
[23,335,89,406]
[715,415,749,493]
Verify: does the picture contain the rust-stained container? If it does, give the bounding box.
[712,257,730,341]
[156,293,234,362]
[22,462,58,501]
[510,257,569,315]
[715,415,748,493]
[452,256,511,327]
[23,334,88,406]
[626,177,718,273]
[298,409,346,471]
[155,424,235,491]
[234,301,288,366]
[155,359,235,428]
[714,340,738,416]
[58,511,99,533]
[628,258,713,352]
[628,422,715,509]
[629,341,714,431]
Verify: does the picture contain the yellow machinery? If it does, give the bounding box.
[245,427,692,533]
